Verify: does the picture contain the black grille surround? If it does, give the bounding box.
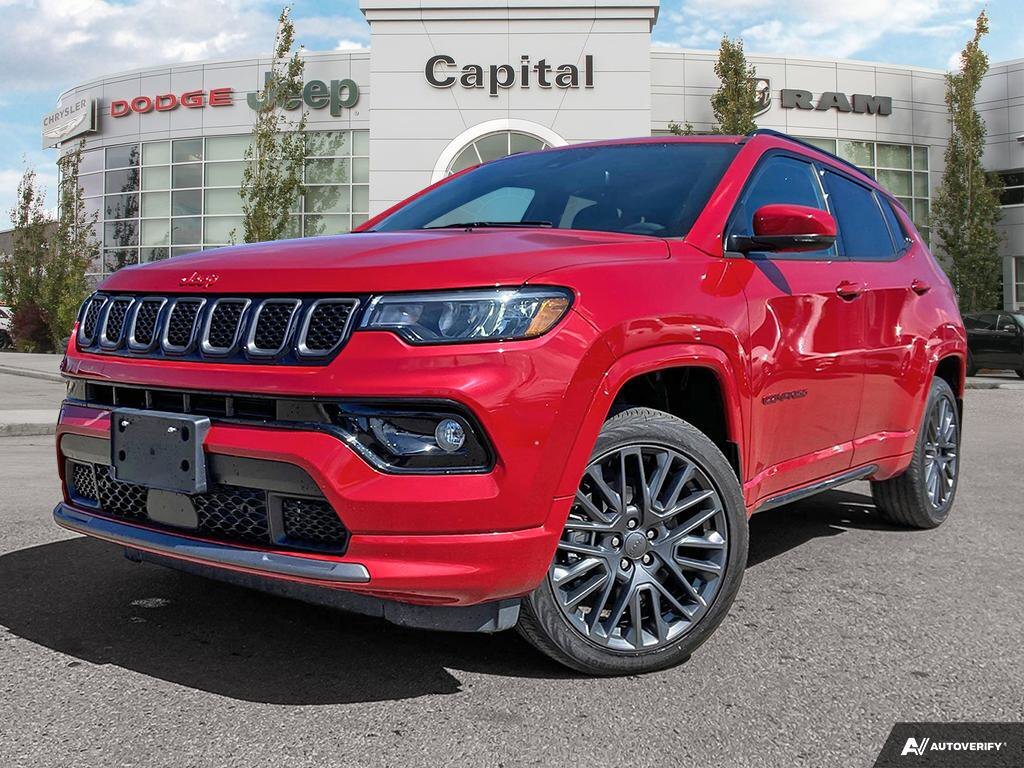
[76,293,361,365]
[67,460,349,554]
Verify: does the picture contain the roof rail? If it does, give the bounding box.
[745,128,874,182]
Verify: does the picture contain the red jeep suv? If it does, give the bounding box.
[55,130,966,675]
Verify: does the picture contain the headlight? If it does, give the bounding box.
[359,287,572,344]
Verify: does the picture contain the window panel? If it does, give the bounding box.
[170,216,201,244]
[1016,258,1024,304]
[141,219,170,246]
[824,172,894,261]
[204,216,243,244]
[838,140,874,167]
[105,144,139,169]
[306,185,350,213]
[351,213,369,229]
[143,142,170,166]
[104,193,139,220]
[142,165,170,191]
[305,214,351,237]
[104,220,139,248]
[913,172,929,198]
[205,161,247,187]
[79,149,104,175]
[876,169,912,197]
[306,131,350,157]
[142,247,170,263]
[305,158,349,184]
[171,246,201,258]
[172,189,202,216]
[84,196,102,222]
[510,133,546,155]
[204,188,243,215]
[141,191,170,218]
[103,248,138,272]
[801,137,837,154]
[352,130,369,156]
[80,172,103,197]
[352,185,369,213]
[352,157,369,184]
[449,145,480,174]
[474,133,511,163]
[172,138,203,163]
[913,146,929,171]
[105,167,140,194]
[877,143,912,169]
[172,163,202,188]
[283,216,302,239]
[205,135,251,161]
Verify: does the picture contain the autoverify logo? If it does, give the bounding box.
[900,737,1008,756]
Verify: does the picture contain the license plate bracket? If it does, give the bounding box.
[111,409,211,494]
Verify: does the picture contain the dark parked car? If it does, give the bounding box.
[964,311,1024,378]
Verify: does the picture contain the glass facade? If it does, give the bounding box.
[79,130,370,279]
[1015,257,1024,306]
[999,170,1023,206]
[799,138,931,244]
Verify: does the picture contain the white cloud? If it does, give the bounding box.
[335,39,367,51]
[659,0,979,64]
[0,0,369,97]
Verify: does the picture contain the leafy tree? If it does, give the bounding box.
[44,140,99,348]
[667,121,695,136]
[1,164,53,351]
[239,6,307,244]
[931,11,1004,312]
[711,36,759,135]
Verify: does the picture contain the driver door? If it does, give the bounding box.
[728,154,866,503]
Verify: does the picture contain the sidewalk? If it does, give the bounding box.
[0,352,64,383]
[0,354,65,437]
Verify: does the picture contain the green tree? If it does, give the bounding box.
[44,140,98,348]
[667,36,758,136]
[931,11,1003,312]
[239,5,307,244]
[1,163,53,351]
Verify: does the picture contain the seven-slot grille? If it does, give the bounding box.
[67,461,349,553]
[77,293,359,364]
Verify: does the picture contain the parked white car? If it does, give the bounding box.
[0,306,13,349]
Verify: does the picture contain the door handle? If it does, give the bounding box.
[911,279,931,295]
[835,280,865,300]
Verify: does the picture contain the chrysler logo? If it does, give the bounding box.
[179,271,220,289]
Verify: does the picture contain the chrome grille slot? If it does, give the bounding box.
[163,298,205,353]
[298,299,359,357]
[99,297,134,348]
[202,298,249,355]
[247,299,300,357]
[129,298,166,350]
[79,295,108,345]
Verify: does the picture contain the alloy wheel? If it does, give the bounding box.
[549,445,729,653]
[923,395,958,509]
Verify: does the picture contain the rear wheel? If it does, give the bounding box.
[870,377,960,528]
[966,351,977,377]
[517,407,747,676]
[1015,368,1024,379]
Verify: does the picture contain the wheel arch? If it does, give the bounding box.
[553,344,746,499]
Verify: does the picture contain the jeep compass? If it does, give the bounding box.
[55,130,966,675]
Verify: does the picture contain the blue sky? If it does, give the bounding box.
[1,0,1021,228]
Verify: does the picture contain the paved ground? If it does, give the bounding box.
[0,390,1021,768]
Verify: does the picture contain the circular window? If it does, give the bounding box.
[447,131,550,175]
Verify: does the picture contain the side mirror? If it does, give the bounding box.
[729,204,837,255]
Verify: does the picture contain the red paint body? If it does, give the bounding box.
[56,134,966,607]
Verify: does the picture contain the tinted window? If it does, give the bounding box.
[879,197,911,253]
[824,172,895,261]
[371,143,740,238]
[727,155,836,260]
[996,314,1020,332]
[965,314,997,330]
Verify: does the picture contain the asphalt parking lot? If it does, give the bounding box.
[0,387,1021,768]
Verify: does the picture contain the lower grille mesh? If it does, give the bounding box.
[66,461,347,553]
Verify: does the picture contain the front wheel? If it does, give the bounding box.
[517,407,748,676]
[870,377,961,528]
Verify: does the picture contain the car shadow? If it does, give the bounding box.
[0,487,903,705]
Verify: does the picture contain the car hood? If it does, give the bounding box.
[100,229,669,294]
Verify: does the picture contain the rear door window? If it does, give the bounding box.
[878,197,912,253]
[966,314,997,330]
[823,171,895,261]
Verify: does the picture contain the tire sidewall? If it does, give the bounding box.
[912,378,960,525]
[521,408,749,676]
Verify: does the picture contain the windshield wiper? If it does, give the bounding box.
[423,220,553,230]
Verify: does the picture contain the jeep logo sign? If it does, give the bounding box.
[781,89,893,116]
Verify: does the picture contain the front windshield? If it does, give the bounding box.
[370,142,740,238]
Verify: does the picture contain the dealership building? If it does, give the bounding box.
[40,0,1024,309]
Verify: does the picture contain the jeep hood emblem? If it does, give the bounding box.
[179,271,220,289]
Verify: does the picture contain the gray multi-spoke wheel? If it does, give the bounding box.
[871,376,961,529]
[518,407,747,676]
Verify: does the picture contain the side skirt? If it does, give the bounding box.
[753,464,878,513]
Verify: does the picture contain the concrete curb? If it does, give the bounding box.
[0,423,56,437]
[0,364,64,383]
[965,381,1002,390]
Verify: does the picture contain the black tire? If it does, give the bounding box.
[517,407,748,676]
[966,351,977,377]
[1015,368,1024,380]
[870,377,960,529]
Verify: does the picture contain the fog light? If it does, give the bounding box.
[435,418,466,453]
